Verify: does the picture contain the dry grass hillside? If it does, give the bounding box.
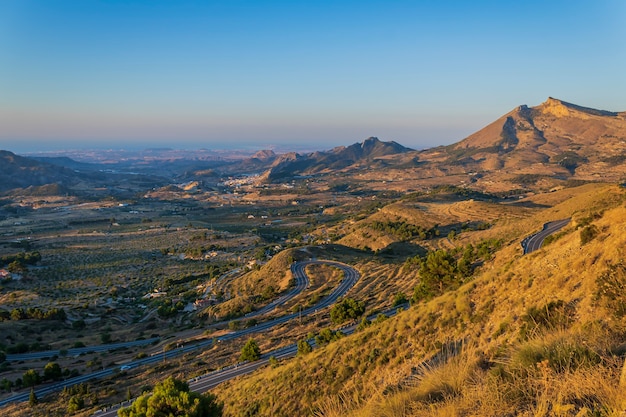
[207,248,301,320]
[212,184,626,417]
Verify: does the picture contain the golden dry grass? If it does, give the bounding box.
[213,184,626,417]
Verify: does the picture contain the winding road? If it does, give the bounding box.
[521,218,570,254]
[0,259,360,409]
[95,303,406,417]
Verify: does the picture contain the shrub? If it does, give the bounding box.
[594,262,626,318]
[118,377,223,417]
[519,300,575,339]
[510,334,600,376]
[240,339,261,362]
[392,292,408,307]
[22,369,40,387]
[356,317,371,332]
[373,314,389,325]
[297,340,312,356]
[330,298,365,324]
[315,328,343,346]
[580,225,599,245]
[67,395,84,414]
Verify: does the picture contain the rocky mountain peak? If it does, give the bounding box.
[251,150,276,160]
[539,97,618,118]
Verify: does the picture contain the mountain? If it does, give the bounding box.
[220,150,279,174]
[0,150,171,196]
[261,137,414,181]
[239,98,626,191]
[0,150,81,193]
[418,98,626,192]
[3,98,625,195]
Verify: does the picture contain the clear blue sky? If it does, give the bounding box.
[1,0,625,153]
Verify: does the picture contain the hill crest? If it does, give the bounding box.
[261,137,413,181]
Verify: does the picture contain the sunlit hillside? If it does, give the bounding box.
[212,184,626,417]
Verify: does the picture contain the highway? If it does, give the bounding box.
[94,303,406,417]
[0,259,360,409]
[521,218,570,254]
[243,260,310,317]
[7,261,313,364]
[5,337,161,362]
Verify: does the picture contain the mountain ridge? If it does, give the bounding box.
[1,98,625,194]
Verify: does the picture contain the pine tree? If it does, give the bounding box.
[29,388,38,406]
[240,339,261,362]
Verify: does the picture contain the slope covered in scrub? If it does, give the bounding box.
[213,185,626,416]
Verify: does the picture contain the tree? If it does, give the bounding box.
[118,376,222,417]
[240,339,261,362]
[29,388,38,406]
[44,362,62,381]
[7,260,25,274]
[297,339,312,356]
[22,369,40,387]
[419,250,458,292]
[67,395,84,414]
[330,298,365,324]
[392,292,408,307]
[315,328,343,346]
[411,282,435,304]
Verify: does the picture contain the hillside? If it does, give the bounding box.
[2,99,626,417]
[212,184,626,416]
[0,151,81,193]
[0,150,173,197]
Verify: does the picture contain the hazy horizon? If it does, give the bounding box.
[1,1,625,155]
[2,126,466,155]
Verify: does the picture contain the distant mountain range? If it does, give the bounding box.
[1,98,625,194]
[0,151,79,193]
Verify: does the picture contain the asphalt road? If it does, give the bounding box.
[5,338,161,362]
[94,303,406,417]
[521,218,571,254]
[0,260,360,409]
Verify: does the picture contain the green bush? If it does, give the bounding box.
[297,340,312,356]
[314,328,343,346]
[240,339,261,362]
[580,225,599,245]
[330,298,365,324]
[118,376,222,417]
[22,369,40,387]
[392,292,408,307]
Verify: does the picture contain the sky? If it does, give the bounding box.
[1,0,625,154]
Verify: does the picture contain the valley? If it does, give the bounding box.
[1,98,626,416]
